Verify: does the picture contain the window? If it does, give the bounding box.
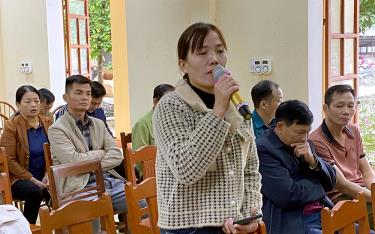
[63,0,91,78]
[324,0,359,92]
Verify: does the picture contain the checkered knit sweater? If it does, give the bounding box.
[153,80,262,229]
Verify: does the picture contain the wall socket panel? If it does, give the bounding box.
[20,62,33,73]
[250,59,272,75]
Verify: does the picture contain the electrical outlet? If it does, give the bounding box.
[20,62,33,74]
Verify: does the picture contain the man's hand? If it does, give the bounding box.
[291,142,316,167]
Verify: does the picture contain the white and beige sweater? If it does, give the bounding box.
[153,80,262,229]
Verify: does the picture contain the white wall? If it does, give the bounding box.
[0,0,51,105]
[46,0,66,108]
[0,0,65,109]
[125,0,323,126]
[0,0,323,127]
[308,0,324,129]
[125,0,213,124]
[0,2,4,100]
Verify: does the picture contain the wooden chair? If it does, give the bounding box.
[44,143,128,232]
[0,172,41,233]
[120,132,132,150]
[50,104,65,121]
[0,147,13,204]
[47,158,105,209]
[371,183,375,226]
[39,193,116,234]
[253,221,267,234]
[0,101,16,119]
[125,177,159,234]
[0,147,9,174]
[0,172,12,204]
[0,113,9,135]
[124,145,157,184]
[43,143,53,190]
[321,192,370,234]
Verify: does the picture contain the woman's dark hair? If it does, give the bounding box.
[177,22,227,79]
[275,100,313,126]
[16,85,40,103]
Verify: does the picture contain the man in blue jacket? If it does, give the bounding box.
[257,100,336,234]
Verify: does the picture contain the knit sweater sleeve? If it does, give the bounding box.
[153,94,230,185]
[241,131,263,218]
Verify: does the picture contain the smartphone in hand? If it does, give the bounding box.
[233,213,263,225]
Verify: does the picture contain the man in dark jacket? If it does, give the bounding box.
[257,100,336,234]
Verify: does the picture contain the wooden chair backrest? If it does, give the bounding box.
[321,192,370,234]
[0,101,16,119]
[43,143,53,186]
[253,221,267,234]
[51,105,65,117]
[124,145,157,184]
[48,158,105,210]
[39,193,116,234]
[371,183,375,226]
[0,113,9,135]
[125,177,159,234]
[0,172,41,234]
[0,147,9,174]
[0,172,12,204]
[120,132,132,150]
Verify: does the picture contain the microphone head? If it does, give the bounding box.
[212,65,226,82]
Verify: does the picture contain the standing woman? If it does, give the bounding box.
[0,85,51,224]
[153,22,262,234]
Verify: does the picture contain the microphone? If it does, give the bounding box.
[212,65,252,120]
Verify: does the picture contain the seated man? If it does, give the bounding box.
[310,84,375,228]
[132,83,174,151]
[132,84,174,181]
[56,80,113,137]
[257,100,336,234]
[250,80,283,138]
[38,88,55,120]
[48,75,126,216]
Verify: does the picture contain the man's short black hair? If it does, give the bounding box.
[38,88,55,104]
[251,80,279,108]
[65,75,91,93]
[91,81,106,98]
[324,84,355,106]
[153,84,174,100]
[275,100,313,126]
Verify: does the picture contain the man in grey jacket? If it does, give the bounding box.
[48,75,126,214]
